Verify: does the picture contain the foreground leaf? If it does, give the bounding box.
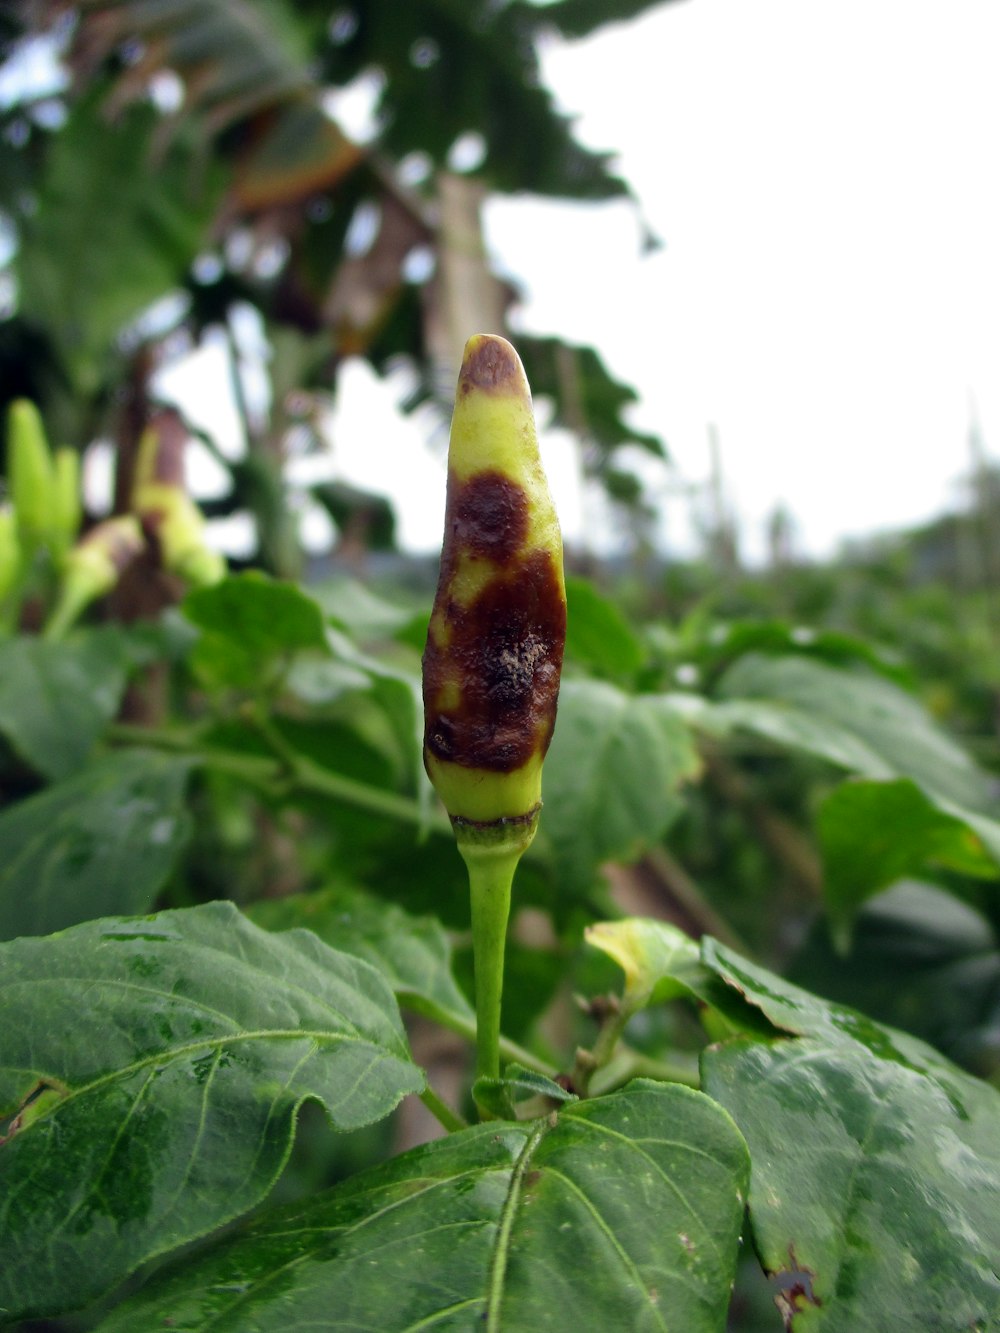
[0,903,423,1321]
[699,940,1000,1329]
[97,1080,749,1332]
[0,750,194,941]
[704,1039,1000,1331]
[246,882,474,1025]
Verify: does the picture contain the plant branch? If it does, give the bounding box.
[106,722,452,833]
[418,1085,467,1134]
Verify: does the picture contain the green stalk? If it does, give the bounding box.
[462,838,519,1085]
[419,1085,467,1134]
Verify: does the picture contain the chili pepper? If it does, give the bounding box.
[51,448,83,559]
[133,420,225,588]
[6,400,55,555]
[0,508,20,608]
[422,334,566,1097]
[43,516,144,641]
[422,333,567,841]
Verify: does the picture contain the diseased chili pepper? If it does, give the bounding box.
[422,334,566,1101]
[422,333,567,837]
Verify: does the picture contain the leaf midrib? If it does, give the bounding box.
[484,1116,550,1333]
[15,1028,390,1126]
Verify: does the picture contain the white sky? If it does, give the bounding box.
[485,0,1000,561]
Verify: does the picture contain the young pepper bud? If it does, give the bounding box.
[6,400,56,555]
[422,333,567,847]
[133,417,225,588]
[51,448,83,558]
[422,334,566,1095]
[44,515,144,641]
[0,507,20,608]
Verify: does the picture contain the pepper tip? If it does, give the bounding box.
[458,334,525,396]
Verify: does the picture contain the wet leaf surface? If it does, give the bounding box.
[95,1080,749,1333]
[0,902,423,1321]
[700,939,1000,1330]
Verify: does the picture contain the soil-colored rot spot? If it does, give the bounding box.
[771,1247,821,1328]
[459,337,521,394]
[448,470,529,562]
[423,549,566,772]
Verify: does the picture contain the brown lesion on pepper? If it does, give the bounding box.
[423,544,566,773]
[458,337,523,395]
[450,470,529,562]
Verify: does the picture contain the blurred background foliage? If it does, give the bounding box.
[2,5,1000,1330]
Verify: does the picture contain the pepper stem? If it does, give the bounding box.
[463,842,517,1085]
[456,813,537,1102]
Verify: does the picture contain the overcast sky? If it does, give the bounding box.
[478,0,1000,562]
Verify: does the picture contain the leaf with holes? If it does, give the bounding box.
[95,1080,749,1332]
[0,902,423,1322]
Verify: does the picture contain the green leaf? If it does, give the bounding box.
[564,575,647,677]
[309,574,417,641]
[246,882,474,1025]
[0,902,423,1321]
[716,654,994,812]
[703,1038,1000,1329]
[472,1063,577,1119]
[585,917,779,1038]
[183,572,330,689]
[701,936,958,1073]
[818,779,1000,943]
[16,94,219,398]
[789,882,1000,1077]
[699,939,1000,1326]
[540,681,701,892]
[0,631,129,779]
[94,1081,750,1332]
[0,750,194,941]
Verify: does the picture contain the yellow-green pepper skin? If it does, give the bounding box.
[51,448,83,558]
[133,420,225,588]
[422,334,566,837]
[0,508,20,605]
[44,516,145,640]
[7,400,55,553]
